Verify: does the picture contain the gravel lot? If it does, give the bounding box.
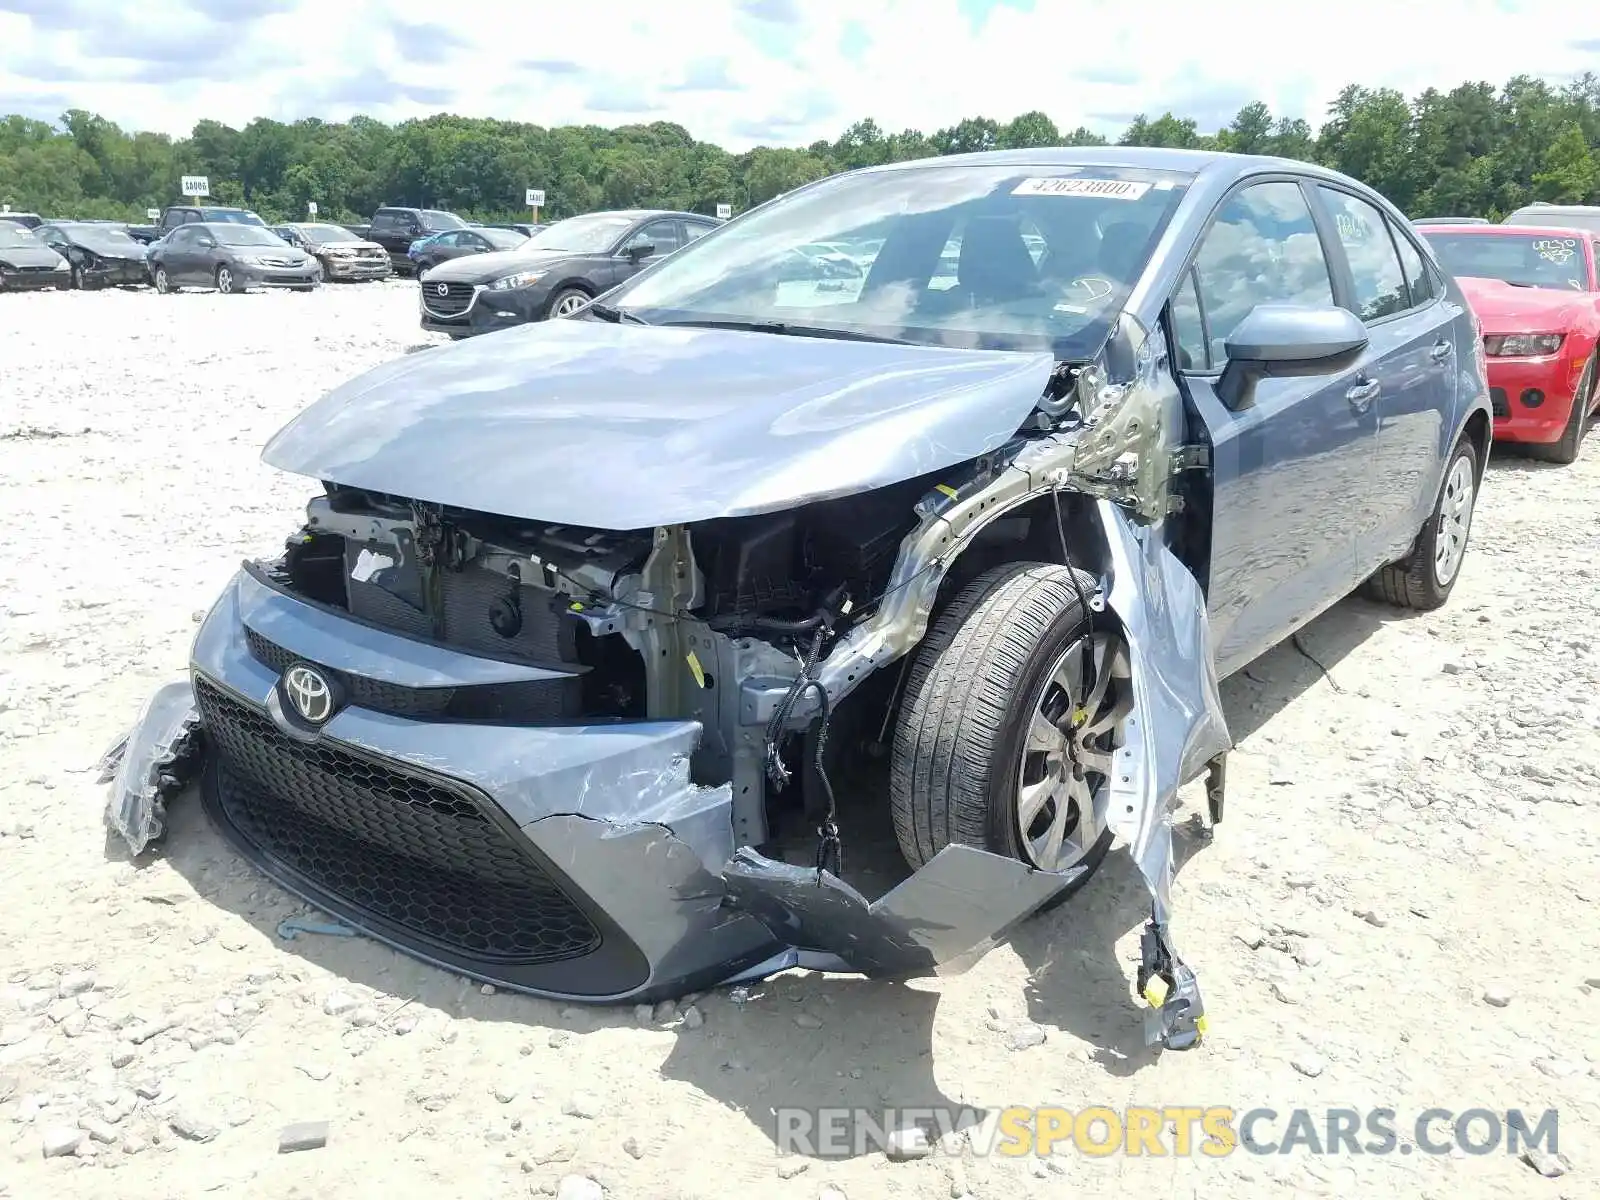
[1,282,1596,1200]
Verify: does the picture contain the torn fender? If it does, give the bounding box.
[720,844,1085,977]
[1096,499,1231,1048]
[99,677,202,855]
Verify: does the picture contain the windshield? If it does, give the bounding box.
[298,223,358,244]
[606,164,1191,356]
[213,225,288,247]
[526,214,636,253]
[57,224,141,251]
[420,210,465,231]
[0,225,42,248]
[1504,209,1600,235]
[1423,232,1591,291]
[479,227,529,250]
[199,209,266,226]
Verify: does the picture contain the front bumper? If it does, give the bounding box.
[321,257,391,281]
[233,264,321,290]
[1485,353,1586,444]
[418,282,546,337]
[156,568,1086,1003]
[0,265,70,291]
[82,258,151,287]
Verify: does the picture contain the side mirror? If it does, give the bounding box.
[625,242,655,262]
[1215,303,1368,411]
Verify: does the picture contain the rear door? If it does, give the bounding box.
[1311,185,1454,568]
[1170,177,1374,677]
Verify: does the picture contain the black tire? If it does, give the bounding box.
[1361,436,1479,611]
[547,287,592,319]
[153,266,174,294]
[215,265,240,295]
[1523,352,1594,466]
[890,562,1116,897]
[69,264,83,290]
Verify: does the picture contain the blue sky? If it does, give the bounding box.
[0,0,1596,148]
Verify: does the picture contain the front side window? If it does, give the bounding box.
[420,210,464,231]
[1318,187,1409,320]
[623,220,683,256]
[1422,231,1590,292]
[1179,180,1335,369]
[606,163,1192,357]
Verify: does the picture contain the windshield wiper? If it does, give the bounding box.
[655,317,911,345]
[584,301,650,325]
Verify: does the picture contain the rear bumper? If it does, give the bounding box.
[1486,353,1587,443]
[162,568,1083,1003]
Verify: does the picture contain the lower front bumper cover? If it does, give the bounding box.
[419,284,545,337]
[0,267,70,290]
[108,506,1227,1047]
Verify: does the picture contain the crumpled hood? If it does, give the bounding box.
[420,248,573,283]
[1457,275,1589,332]
[261,318,1056,529]
[316,240,384,253]
[0,243,66,270]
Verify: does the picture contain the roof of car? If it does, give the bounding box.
[1416,222,1595,239]
[864,146,1331,178]
[1508,204,1600,213]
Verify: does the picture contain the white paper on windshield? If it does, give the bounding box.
[1013,177,1152,200]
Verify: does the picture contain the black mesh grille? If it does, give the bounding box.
[196,678,600,963]
[243,628,576,721]
[1490,387,1509,417]
[422,281,474,315]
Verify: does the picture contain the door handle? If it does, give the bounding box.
[1429,340,1453,363]
[1346,378,1381,412]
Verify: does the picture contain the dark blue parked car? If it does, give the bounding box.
[105,148,1490,1051]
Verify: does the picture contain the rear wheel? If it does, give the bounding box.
[890,563,1125,900]
[1524,352,1595,466]
[1361,436,1478,610]
[549,288,591,319]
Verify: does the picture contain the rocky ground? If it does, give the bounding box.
[0,281,1595,1200]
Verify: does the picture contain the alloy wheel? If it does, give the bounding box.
[1014,631,1131,871]
[1433,454,1475,586]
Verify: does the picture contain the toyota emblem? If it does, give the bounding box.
[282,664,335,725]
[436,282,448,295]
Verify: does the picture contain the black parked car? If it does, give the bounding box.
[410,226,529,272]
[419,209,719,337]
[272,223,392,281]
[148,222,320,294]
[365,206,468,274]
[0,223,71,290]
[36,221,151,288]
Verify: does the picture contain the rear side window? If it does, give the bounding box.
[1175,180,1335,370]
[1390,224,1435,305]
[1318,187,1409,321]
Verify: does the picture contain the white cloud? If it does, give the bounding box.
[0,0,1597,148]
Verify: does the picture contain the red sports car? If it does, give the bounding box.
[1417,223,1600,463]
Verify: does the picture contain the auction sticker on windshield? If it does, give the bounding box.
[1013,177,1152,200]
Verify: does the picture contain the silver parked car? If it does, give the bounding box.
[106,148,1490,1051]
[148,222,321,294]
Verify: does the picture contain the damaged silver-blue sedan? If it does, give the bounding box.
[104,148,1492,1051]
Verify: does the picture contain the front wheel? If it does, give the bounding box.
[890,563,1126,899]
[215,265,239,294]
[153,266,174,294]
[1362,436,1479,610]
[548,288,591,319]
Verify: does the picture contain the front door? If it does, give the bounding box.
[1313,185,1454,567]
[615,218,683,282]
[1170,178,1375,678]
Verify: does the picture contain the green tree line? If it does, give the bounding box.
[3,73,1599,225]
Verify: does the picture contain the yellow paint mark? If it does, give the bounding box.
[686,650,707,688]
[935,484,959,499]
